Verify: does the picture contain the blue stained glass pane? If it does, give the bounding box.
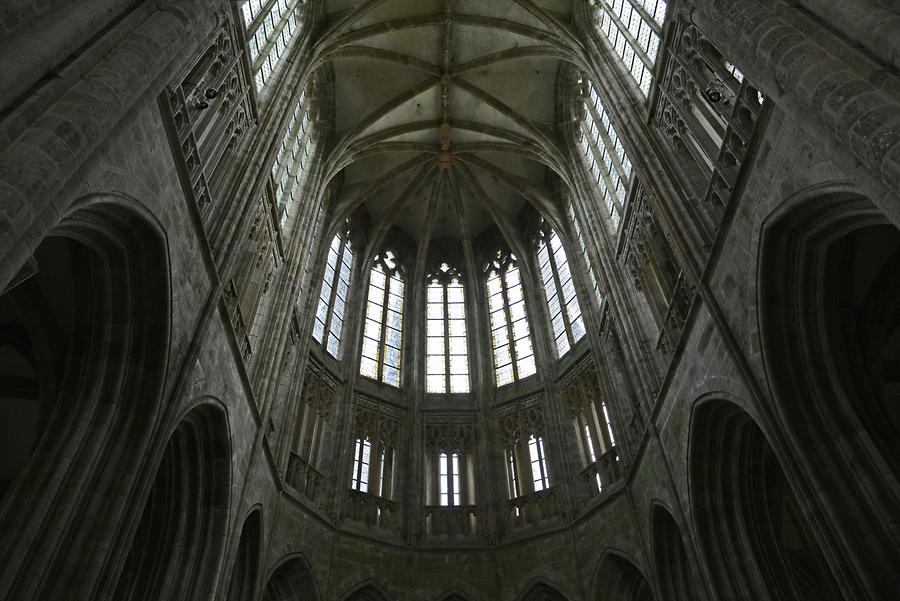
[383,365,400,386]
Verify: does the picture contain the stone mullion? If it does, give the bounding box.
[498,272,519,382]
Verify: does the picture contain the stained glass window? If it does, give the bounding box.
[359,251,404,387]
[241,0,308,94]
[592,0,667,98]
[536,223,586,357]
[486,251,536,386]
[426,263,470,393]
[313,224,353,358]
[578,79,635,229]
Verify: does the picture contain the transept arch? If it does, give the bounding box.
[758,190,900,598]
[343,582,393,601]
[592,552,655,601]
[263,555,319,601]
[113,401,232,601]
[226,508,264,601]
[688,399,840,601]
[515,580,570,601]
[649,504,700,601]
[0,196,171,601]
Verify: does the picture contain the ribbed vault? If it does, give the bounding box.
[318,0,582,242]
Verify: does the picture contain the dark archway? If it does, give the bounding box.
[264,556,319,601]
[759,193,900,597]
[344,584,392,601]
[650,506,699,601]
[518,582,569,601]
[227,510,263,601]
[113,402,231,601]
[593,554,655,601]
[689,400,840,601]
[0,199,171,601]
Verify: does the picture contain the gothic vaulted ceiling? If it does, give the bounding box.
[320,0,578,242]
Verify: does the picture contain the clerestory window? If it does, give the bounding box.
[592,0,668,98]
[579,79,635,229]
[313,224,353,358]
[241,0,308,94]
[536,223,586,358]
[271,87,315,231]
[426,263,470,394]
[486,252,536,386]
[360,251,405,387]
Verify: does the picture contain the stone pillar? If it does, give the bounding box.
[0,0,140,112]
[0,0,216,290]
[687,0,900,198]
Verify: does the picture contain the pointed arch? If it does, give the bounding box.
[649,503,699,601]
[263,554,319,601]
[0,194,172,601]
[342,581,393,601]
[114,400,232,601]
[592,551,655,601]
[758,188,900,598]
[514,578,570,601]
[225,508,264,601]
[688,398,841,601]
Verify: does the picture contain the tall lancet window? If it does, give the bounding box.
[579,79,635,229]
[360,251,405,387]
[486,251,536,386]
[536,222,586,357]
[591,0,668,97]
[313,223,353,357]
[426,264,470,394]
[240,0,308,93]
[271,87,316,230]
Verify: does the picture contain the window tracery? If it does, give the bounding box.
[485,251,536,386]
[591,0,668,97]
[497,401,550,499]
[313,223,353,358]
[535,220,586,358]
[360,251,405,387]
[347,400,400,528]
[578,79,635,229]
[240,0,308,93]
[426,263,470,394]
[287,357,333,501]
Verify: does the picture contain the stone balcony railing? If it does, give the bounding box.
[286,452,324,504]
[655,272,696,354]
[424,504,478,539]
[508,487,560,529]
[578,447,622,502]
[345,489,397,530]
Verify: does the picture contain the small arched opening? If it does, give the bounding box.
[113,402,231,601]
[689,399,840,601]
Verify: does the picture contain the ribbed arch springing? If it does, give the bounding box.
[360,250,405,387]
